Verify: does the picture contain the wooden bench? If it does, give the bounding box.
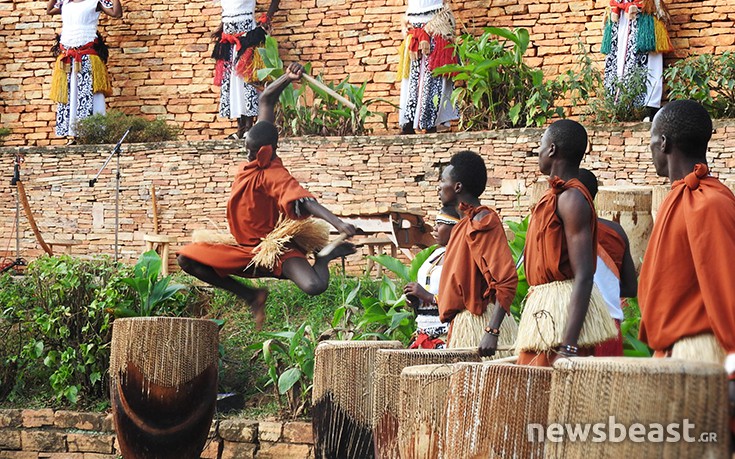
[143,234,178,276]
[47,239,82,255]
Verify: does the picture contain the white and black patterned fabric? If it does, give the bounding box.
[218,19,259,119]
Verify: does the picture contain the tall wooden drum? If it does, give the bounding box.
[547,357,730,459]
[398,364,456,459]
[596,186,653,270]
[440,360,552,459]
[651,184,670,222]
[312,340,402,459]
[372,349,481,459]
[110,317,219,459]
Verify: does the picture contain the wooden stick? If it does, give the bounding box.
[302,74,357,111]
[317,233,350,258]
[150,184,159,234]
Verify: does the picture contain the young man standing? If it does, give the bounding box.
[638,100,735,435]
[437,150,518,358]
[516,120,617,366]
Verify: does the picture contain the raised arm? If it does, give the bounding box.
[98,0,123,19]
[258,62,303,123]
[266,0,280,22]
[557,188,596,349]
[47,0,60,15]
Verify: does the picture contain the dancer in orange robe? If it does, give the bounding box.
[178,63,356,328]
[436,150,518,357]
[516,120,617,367]
[578,168,638,357]
[638,100,735,436]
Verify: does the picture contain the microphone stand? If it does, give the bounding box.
[1,155,27,274]
[89,128,130,263]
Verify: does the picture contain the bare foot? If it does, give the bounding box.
[249,288,269,331]
[318,242,357,262]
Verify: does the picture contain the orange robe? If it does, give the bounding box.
[438,205,517,324]
[524,177,598,286]
[598,222,625,276]
[519,177,597,366]
[179,150,314,278]
[639,164,735,356]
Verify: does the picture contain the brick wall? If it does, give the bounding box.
[2,0,735,146]
[2,121,735,270]
[0,409,314,459]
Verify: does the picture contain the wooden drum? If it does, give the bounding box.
[547,357,730,459]
[651,184,670,222]
[110,317,219,459]
[372,349,481,459]
[312,340,402,459]
[596,185,653,270]
[398,364,456,459]
[440,360,552,459]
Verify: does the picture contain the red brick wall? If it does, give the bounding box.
[2,0,734,146]
[2,122,735,270]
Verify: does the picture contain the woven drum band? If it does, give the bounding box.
[651,184,670,220]
[447,309,518,358]
[372,349,480,427]
[595,186,653,212]
[441,361,552,459]
[398,363,457,459]
[515,279,618,352]
[547,357,730,459]
[313,340,402,424]
[110,317,219,387]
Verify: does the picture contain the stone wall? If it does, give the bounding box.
[2,121,735,270]
[0,409,314,458]
[2,0,735,145]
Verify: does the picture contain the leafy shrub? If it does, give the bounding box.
[434,27,566,130]
[665,52,735,118]
[565,44,649,123]
[506,217,530,321]
[0,127,10,146]
[0,256,121,405]
[257,36,389,136]
[74,111,181,145]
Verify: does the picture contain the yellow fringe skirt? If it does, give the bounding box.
[515,279,618,353]
[447,308,519,359]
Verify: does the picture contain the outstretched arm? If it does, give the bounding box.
[266,0,280,22]
[47,0,60,15]
[557,188,596,350]
[300,199,356,236]
[98,0,123,19]
[259,62,303,123]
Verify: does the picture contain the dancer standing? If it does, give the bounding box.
[403,206,460,349]
[600,0,673,117]
[516,120,617,366]
[213,0,279,139]
[47,0,122,143]
[638,100,735,436]
[178,64,357,329]
[436,151,518,357]
[396,0,459,134]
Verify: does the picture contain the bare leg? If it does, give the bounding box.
[281,243,356,296]
[177,255,268,329]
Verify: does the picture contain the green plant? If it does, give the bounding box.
[0,127,10,146]
[621,297,651,357]
[505,217,530,321]
[565,44,648,122]
[104,250,187,317]
[249,322,317,418]
[74,111,181,145]
[665,52,735,118]
[256,36,390,136]
[434,27,565,130]
[1,256,121,405]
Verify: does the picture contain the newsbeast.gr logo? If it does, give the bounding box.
[527,417,720,443]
